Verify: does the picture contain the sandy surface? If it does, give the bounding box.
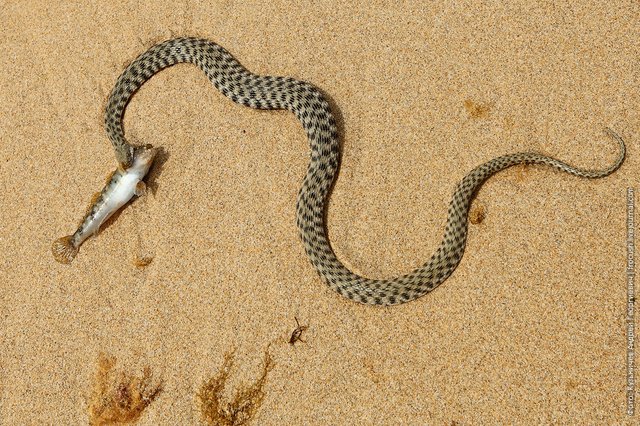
[1,1,638,424]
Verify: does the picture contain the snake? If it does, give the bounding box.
[103,37,625,306]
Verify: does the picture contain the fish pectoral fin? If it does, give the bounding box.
[134,181,147,196]
[92,224,102,237]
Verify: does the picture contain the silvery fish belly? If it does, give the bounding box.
[52,145,156,264]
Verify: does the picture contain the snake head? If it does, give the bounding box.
[126,144,157,178]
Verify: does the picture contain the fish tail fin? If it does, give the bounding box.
[52,235,78,264]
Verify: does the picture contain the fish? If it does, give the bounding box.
[52,145,156,264]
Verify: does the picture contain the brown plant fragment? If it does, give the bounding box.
[469,205,486,225]
[88,353,162,425]
[198,349,274,425]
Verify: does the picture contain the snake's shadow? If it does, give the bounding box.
[145,146,170,195]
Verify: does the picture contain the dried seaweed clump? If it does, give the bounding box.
[463,99,491,119]
[198,349,274,425]
[469,205,486,225]
[132,254,154,268]
[88,353,163,425]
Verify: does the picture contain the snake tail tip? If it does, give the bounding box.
[52,235,78,264]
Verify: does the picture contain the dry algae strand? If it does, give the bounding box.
[198,349,274,425]
[88,353,162,425]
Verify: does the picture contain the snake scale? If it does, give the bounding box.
[105,37,625,306]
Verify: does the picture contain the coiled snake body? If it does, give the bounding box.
[106,37,625,306]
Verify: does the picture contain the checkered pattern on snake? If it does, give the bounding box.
[105,37,626,306]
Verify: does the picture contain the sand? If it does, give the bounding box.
[1,1,638,424]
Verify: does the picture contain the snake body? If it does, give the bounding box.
[105,37,625,306]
